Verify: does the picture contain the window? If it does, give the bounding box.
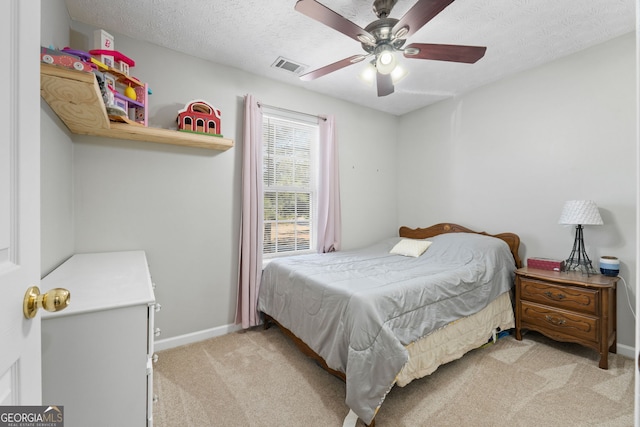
[262,114,318,257]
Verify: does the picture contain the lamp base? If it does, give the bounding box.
[564,258,598,276]
[563,225,598,276]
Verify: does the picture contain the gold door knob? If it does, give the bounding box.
[23,286,71,319]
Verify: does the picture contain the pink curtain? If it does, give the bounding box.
[316,115,342,253]
[236,94,263,328]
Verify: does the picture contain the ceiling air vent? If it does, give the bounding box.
[272,57,306,74]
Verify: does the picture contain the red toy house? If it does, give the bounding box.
[177,100,222,137]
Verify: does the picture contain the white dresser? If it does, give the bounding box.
[41,251,159,427]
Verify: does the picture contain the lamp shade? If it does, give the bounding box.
[375,44,397,75]
[558,200,603,225]
[376,51,396,75]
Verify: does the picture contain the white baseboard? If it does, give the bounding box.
[154,323,243,352]
[617,343,635,360]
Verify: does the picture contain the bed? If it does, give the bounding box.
[258,223,522,426]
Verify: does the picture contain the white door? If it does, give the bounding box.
[0,0,42,405]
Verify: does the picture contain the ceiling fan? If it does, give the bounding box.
[295,0,487,97]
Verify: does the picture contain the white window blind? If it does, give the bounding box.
[262,113,318,257]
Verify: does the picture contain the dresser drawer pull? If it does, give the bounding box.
[545,315,566,326]
[153,354,159,363]
[544,291,565,300]
[154,327,162,337]
[155,303,162,312]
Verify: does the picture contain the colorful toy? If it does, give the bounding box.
[40,46,94,73]
[108,82,149,126]
[44,31,150,128]
[62,47,110,71]
[177,100,222,137]
[89,49,135,76]
[86,31,148,127]
[93,29,115,68]
[124,85,137,101]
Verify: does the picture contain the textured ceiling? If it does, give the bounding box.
[64,0,635,116]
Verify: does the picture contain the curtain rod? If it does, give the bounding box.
[257,102,327,121]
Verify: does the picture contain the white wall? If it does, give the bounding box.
[398,33,637,350]
[41,0,74,275]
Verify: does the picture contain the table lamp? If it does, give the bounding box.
[558,200,603,275]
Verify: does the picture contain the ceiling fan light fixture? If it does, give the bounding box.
[379,52,393,65]
[390,64,408,84]
[375,45,397,74]
[358,62,377,86]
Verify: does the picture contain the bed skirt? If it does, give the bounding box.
[396,291,515,387]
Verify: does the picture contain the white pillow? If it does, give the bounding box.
[390,239,432,258]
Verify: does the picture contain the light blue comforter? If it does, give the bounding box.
[258,232,516,424]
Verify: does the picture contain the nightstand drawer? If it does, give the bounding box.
[519,278,598,315]
[521,301,598,342]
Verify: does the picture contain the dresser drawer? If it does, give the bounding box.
[521,301,598,343]
[519,278,598,315]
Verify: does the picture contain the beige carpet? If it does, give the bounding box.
[153,327,634,426]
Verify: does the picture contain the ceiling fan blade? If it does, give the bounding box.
[392,0,455,39]
[295,0,375,44]
[376,72,394,97]
[300,55,367,81]
[404,43,487,63]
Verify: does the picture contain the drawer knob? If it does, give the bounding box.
[154,327,162,337]
[153,354,159,363]
[155,303,162,312]
[544,291,565,300]
[545,315,566,326]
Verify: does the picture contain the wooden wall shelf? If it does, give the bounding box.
[40,63,234,151]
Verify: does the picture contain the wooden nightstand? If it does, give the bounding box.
[514,267,618,369]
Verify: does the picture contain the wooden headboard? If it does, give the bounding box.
[399,223,522,268]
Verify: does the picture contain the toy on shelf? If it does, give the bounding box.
[83,29,149,127]
[106,81,148,127]
[89,49,135,77]
[40,46,94,73]
[61,47,110,71]
[93,29,115,67]
[124,85,137,101]
[43,32,149,127]
[177,100,222,137]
